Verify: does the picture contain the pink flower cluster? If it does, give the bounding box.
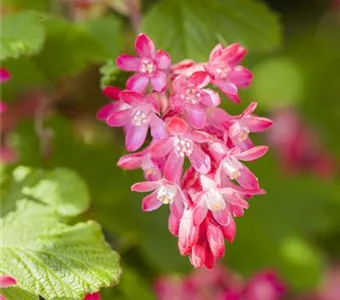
[98,34,272,268]
[154,266,285,300]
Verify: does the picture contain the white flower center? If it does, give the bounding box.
[156,184,177,204]
[140,59,155,75]
[215,65,231,79]
[132,110,148,126]
[204,188,226,212]
[181,87,201,104]
[230,121,250,142]
[223,157,242,180]
[174,137,194,157]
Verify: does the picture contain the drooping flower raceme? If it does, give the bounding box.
[98,33,273,268]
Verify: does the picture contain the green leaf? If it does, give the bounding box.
[2,166,90,217]
[0,11,45,60]
[0,286,39,300]
[0,200,121,299]
[31,16,122,80]
[141,0,281,61]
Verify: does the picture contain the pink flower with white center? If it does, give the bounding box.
[216,145,269,190]
[205,43,252,103]
[0,68,10,82]
[131,178,185,219]
[150,117,211,183]
[171,71,220,129]
[84,292,100,300]
[192,175,249,227]
[116,33,171,93]
[0,275,16,300]
[229,102,273,150]
[117,145,164,181]
[106,90,167,152]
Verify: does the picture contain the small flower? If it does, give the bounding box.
[206,43,252,103]
[229,102,273,149]
[150,117,211,183]
[106,90,167,151]
[116,33,171,93]
[0,275,16,300]
[171,71,220,128]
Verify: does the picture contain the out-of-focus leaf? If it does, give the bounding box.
[251,57,304,108]
[142,0,282,62]
[0,286,39,300]
[2,166,90,217]
[2,0,49,11]
[0,200,121,299]
[0,11,45,60]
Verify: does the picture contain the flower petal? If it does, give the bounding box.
[207,223,225,258]
[151,70,167,92]
[200,174,217,191]
[242,116,273,132]
[192,194,208,226]
[155,50,171,69]
[149,137,173,157]
[102,86,121,100]
[167,117,190,135]
[209,44,223,61]
[201,89,220,107]
[149,114,167,140]
[215,81,240,103]
[185,104,207,129]
[142,191,163,211]
[228,66,252,87]
[119,90,141,105]
[106,109,131,127]
[116,54,140,71]
[84,292,100,300]
[235,145,269,161]
[96,103,115,121]
[188,144,211,174]
[117,153,143,169]
[126,73,149,93]
[125,124,148,152]
[170,94,185,112]
[222,217,236,242]
[212,208,231,226]
[189,71,210,88]
[0,275,16,288]
[237,166,260,190]
[190,244,206,268]
[0,68,11,82]
[178,208,196,254]
[131,181,159,192]
[221,43,246,65]
[135,33,155,58]
[164,150,184,183]
[168,209,180,236]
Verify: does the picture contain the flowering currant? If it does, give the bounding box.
[98,33,273,268]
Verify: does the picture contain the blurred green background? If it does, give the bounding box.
[1,0,339,299]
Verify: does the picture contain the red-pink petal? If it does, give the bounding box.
[117,153,143,169]
[201,89,220,107]
[221,43,246,65]
[222,217,236,242]
[142,191,163,211]
[149,137,173,157]
[167,117,190,135]
[119,90,141,105]
[241,101,257,116]
[149,114,167,140]
[185,104,207,129]
[155,50,171,69]
[228,66,252,87]
[190,244,206,268]
[170,94,185,112]
[189,71,210,88]
[209,44,223,61]
[102,86,121,100]
[135,33,155,58]
[168,210,180,236]
[235,145,269,161]
[212,208,231,226]
[84,292,101,300]
[171,74,187,92]
[125,124,148,152]
[200,174,217,191]
[192,194,208,226]
[207,224,225,258]
[106,109,131,127]
[131,181,159,192]
[185,131,210,143]
[216,81,240,103]
[151,70,167,92]
[0,275,16,288]
[242,116,273,132]
[179,208,196,253]
[96,103,114,121]
[0,68,11,82]
[188,144,211,174]
[126,73,149,93]
[237,166,259,190]
[116,54,140,71]
[164,150,184,183]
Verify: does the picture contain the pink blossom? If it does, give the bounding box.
[150,117,211,183]
[0,275,16,300]
[84,292,100,300]
[205,43,252,103]
[96,86,123,121]
[116,33,171,93]
[106,90,167,151]
[171,71,220,128]
[0,68,11,82]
